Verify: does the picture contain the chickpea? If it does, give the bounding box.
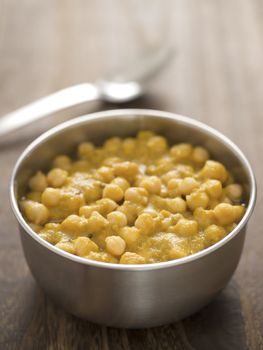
[160,209,172,218]
[178,177,199,195]
[139,176,162,195]
[28,222,43,233]
[44,222,61,230]
[55,242,76,254]
[225,184,243,201]
[27,191,42,202]
[162,166,193,184]
[118,201,143,225]
[38,232,54,244]
[103,184,124,202]
[41,188,61,206]
[137,130,155,140]
[79,205,97,218]
[86,251,118,264]
[221,196,232,204]
[87,211,108,233]
[28,223,43,233]
[107,211,127,227]
[96,198,118,215]
[194,208,215,228]
[133,174,143,187]
[204,225,226,246]
[104,137,122,153]
[122,138,137,156]
[150,195,167,210]
[171,213,184,225]
[170,143,193,160]
[111,177,130,192]
[21,200,49,225]
[95,166,115,183]
[146,164,157,176]
[82,180,103,203]
[186,191,209,210]
[178,164,195,177]
[103,157,122,167]
[105,236,126,256]
[209,199,220,209]
[61,215,88,236]
[214,203,245,226]
[120,252,146,264]
[78,142,95,159]
[124,187,148,206]
[51,188,84,219]
[159,185,169,198]
[169,246,187,259]
[225,173,235,185]
[190,235,206,253]
[162,171,179,184]
[119,226,140,245]
[143,207,159,217]
[173,218,198,236]
[167,197,187,214]
[200,160,228,183]
[161,216,173,231]
[93,149,104,167]
[29,171,47,192]
[70,160,90,173]
[113,161,139,183]
[204,179,222,199]
[156,156,173,166]
[135,213,155,235]
[39,224,63,244]
[155,158,174,175]
[47,168,68,188]
[225,223,237,233]
[192,146,209,164]
[52,155,72,171]
[167,178,181,196]
[147,136,167,154]
[74,237,99,256]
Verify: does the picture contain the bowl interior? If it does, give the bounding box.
[14,110,253,206]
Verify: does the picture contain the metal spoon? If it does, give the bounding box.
[0,46,174,137]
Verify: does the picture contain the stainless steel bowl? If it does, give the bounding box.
[10,109,256,328]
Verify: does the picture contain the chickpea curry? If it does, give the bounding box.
[20,131,246,264]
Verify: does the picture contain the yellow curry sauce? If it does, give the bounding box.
[20,131,245,264]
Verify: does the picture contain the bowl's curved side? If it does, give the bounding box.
[19,223,246,328]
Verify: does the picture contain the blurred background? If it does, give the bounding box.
[0,1,262,349]
[2,0,261,138]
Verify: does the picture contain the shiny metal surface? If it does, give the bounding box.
[10,109,256,328]
[0,47,174,137]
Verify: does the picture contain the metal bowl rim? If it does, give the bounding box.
[10,108,257,271]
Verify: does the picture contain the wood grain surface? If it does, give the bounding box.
[0,0,262,349]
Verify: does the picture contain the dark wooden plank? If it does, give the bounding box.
[0,0,263,349]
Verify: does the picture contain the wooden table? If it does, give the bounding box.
[0,1,262,349]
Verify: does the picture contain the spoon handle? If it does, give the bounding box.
[0,83,99,138]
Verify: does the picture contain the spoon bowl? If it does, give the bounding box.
[97,80,142,103]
